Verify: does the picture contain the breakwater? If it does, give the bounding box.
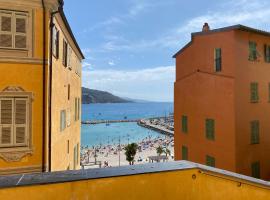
[137,119,174,136]
[82,119,140,125]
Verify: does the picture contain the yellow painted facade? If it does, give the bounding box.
[0,164,270,200]
[0,0,83,175]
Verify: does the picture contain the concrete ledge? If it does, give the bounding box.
[0,161,269,189]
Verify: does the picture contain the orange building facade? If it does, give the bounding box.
[174,24,270,180]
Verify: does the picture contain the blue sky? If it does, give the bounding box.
[64,0,270,102]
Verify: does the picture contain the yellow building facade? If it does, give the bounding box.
[0,0,83,175]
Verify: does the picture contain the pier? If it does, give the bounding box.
[137,119,174,136]
[82,119,140,125]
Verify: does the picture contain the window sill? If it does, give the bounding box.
[250,101,259,103]
[0,147,33,162]
[0,48,29,58]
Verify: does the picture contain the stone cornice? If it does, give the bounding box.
[0,0,59,10]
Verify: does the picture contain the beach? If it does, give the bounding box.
[81,135,174,168]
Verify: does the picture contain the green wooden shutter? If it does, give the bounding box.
[265,45,270,63]
[251,162,260,179]
[269,83,270,102]
[206,155,215,167]
[206,119,215,140]
[249,41,257,61]
[182,115,188,133]
[251,120,259,144]
[215,48,222,72]
[250,82,259,102]
[182,145,188,160]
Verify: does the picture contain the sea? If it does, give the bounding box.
[81,102,173,147]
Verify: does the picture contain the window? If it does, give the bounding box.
[182,115,188,133]
[60,110,66,132]
[250,82,259,103]
[0,97,29,148]
[251,161,260,179]
[206,119,215,140]
[249,41,258,61]
[251,120,259,144]
[66,108,71,127]
[78,98,81,120]
[75,98,81,121]
[68,84,70,100]
[52,26,59,58]
[67,140,69,154]
[0,10,28,49]
[67,46,72,69]
[268,83,270,102]
[75,98,77,121]
[215,48,222,72]
[206,155,215,167]
[182,145,188,160]
[265,45,270,63]
[62,39,68,67]
[73,143,79,169]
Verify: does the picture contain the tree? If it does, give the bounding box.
[164,147,171,157]
[156,146,163,156]
[124,143,138,165]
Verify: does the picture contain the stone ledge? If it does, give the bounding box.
[0,160,269,189]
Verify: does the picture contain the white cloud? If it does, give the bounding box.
[82,66,175,102]
[96,0,270,53]
[108,60,115,66]
[82,62,93,70]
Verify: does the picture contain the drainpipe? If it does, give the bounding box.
[41,0,46,173]
[48,1,62,172]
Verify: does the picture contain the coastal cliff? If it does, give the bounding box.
[82,87,132,104]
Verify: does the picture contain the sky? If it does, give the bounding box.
[64,0,270,102]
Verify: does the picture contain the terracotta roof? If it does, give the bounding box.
[173,24,270,58]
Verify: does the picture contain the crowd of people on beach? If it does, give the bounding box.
[80,135,174,168]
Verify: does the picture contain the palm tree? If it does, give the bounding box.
[156,146,163,156]
[124,143,138,165]
[164,147,171,157]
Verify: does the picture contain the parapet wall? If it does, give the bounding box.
[0,161,270,200]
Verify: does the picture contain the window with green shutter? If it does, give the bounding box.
[250,82,259,103]
[268,83,270,102]
[182,145,188,160]
[249,41,257,61]
[251,161,260,179]
[251,120,259,144]
[206,119,215,140]
[215,48,222,72]
[182,115,188,133]
[265,45,270,63]
[206,155,215,167]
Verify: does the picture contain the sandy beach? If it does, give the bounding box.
[81,136,174,168]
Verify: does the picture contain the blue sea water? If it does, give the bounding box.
[81,102,173,147]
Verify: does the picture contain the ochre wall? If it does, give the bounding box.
[50,16,82,171]
[174,31,237,172]
[0,6,47,174]
[0,169,270,200]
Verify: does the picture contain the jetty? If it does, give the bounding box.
[82,119,140,125]
[137,119,174,136]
